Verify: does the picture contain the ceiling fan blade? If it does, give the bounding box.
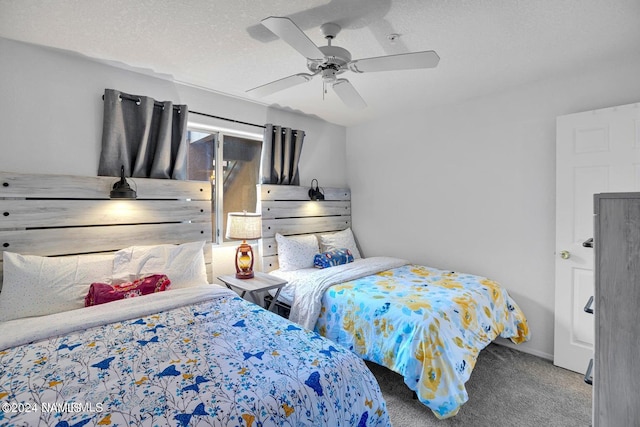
[261,16,325,61]
[247,73,315,97]
[349,50,440,73]
[332,79,367,110]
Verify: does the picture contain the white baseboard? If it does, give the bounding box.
[492,338,553,361]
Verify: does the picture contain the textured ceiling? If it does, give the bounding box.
[1,0,639,126]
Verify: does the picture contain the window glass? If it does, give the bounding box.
[187,129,261,243]
[221,135,261,242]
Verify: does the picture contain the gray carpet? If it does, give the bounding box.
[367,343,592,427]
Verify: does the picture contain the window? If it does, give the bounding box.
[187,126,262,244]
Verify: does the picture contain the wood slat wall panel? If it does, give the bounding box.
[0,171,211,200]
[0,200,211,228]
[260,200,350,220]
[262,217,351,239]
[0,223,212,257]
[0,171,216,291]
[257,184,351,273]
[261,238,278,257]
[259,184,350,201]
[263,255,279,272]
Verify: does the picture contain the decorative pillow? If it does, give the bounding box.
[112,241,207,289]
[85,274,171,307]
[0,252,114,322]
[314,248,354,269]
[318,228,362,258]
[275,233,319,271]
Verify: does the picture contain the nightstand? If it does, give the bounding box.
[217,272,287,312]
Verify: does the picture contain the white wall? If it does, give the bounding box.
[0,37,347,277]
[346,55,640,359]
[0,38,347,186]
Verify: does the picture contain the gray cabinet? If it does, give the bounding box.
[593,193,640,426]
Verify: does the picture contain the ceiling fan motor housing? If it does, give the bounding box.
[307,45,351,80]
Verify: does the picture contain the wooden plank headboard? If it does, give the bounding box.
[0,171,213,289]
[257,184,351,272]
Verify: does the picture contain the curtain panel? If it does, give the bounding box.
[98,89,188,179]
[260,124,304,185]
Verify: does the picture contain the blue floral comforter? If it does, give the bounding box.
[314,264,530,419]
[0,286,390,426]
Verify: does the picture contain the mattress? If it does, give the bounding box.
[0,285,391,427]
[271,259,530,419]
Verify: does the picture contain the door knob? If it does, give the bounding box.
[560,250,570,259]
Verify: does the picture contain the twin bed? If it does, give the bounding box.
[258,184,530,419]
[0,172,389,427]
[0,172,529,426]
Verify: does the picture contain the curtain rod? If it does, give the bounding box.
[102,93,183,110]
[188,110,266,129]
[103,94,266,130]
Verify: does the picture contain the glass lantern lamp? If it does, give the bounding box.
[225,212,262,279]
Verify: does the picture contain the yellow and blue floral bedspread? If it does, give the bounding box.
[0,295,390,426]
[315,264,530,419]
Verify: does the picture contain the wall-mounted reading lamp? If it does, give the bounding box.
[110,165,137,199]
[308,179,325,201]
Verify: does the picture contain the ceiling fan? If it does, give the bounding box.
[247,16,440,110]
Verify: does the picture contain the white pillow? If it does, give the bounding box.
[276,233,319,271]
[318,228,362,259]
[0,252,114,322]
[112,241,208,289]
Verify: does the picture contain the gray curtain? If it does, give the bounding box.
[260,124,304,185]
[98,89,188,179]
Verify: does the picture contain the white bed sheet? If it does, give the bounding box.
[268,267,316,305]
[269,259,383,305]
[0,284,234,351]
[270,257,409,329]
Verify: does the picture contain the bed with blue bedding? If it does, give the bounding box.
[271,258,530,419]
[0,173,392,426]
[0,285,390,427]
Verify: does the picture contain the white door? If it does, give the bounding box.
[554,102,640,373]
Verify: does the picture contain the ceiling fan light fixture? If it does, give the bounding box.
[321,68,338,83]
